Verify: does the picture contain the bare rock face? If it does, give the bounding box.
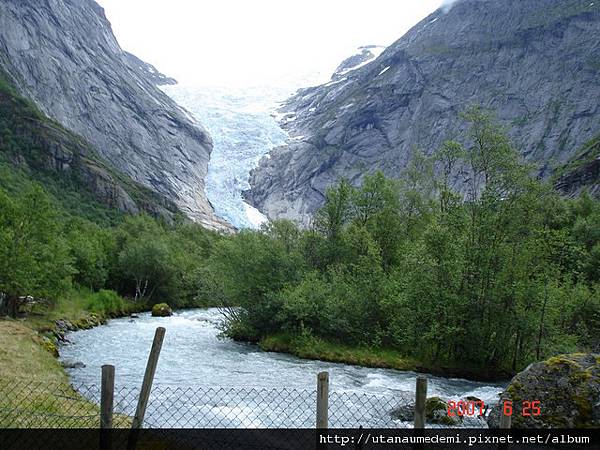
[331,45,386,81]
[0,0,231,231]
[123,52,178,87]
[555,135,600,198]
[246,0,600,226]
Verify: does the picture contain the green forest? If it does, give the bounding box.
[1,105,599,378]
[206,109,600,376]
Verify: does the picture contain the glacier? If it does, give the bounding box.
[163,84,291,229]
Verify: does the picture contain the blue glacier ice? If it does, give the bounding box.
[163,84,292,229]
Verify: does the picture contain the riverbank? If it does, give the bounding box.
[257,333,514,382]
[0,288,144,426]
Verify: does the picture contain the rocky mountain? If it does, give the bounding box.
[0,67,180,221]
[246,0,600,225]
[331,45,386,81]
[555,134,600,198]
[124,52,178,86]
[0,0,231,231]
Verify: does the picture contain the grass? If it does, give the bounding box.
[0,321,129,428]
[258,332,418,371]
[0,287,143,428]
[553,133,600,179]
[25,286,144,333]
[258,332,513,381]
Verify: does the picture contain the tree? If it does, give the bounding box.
[117,237,174,303]
[0,186,72,317]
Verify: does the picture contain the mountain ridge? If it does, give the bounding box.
[246,0,600,225]
[0,0,232,231]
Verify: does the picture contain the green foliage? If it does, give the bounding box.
[0,182,217,313]
[86,289,126,316]
[209,108,600,375]
[0,186,73,304]
[208,225,306,334]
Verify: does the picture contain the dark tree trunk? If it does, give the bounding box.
[7,295,19,318]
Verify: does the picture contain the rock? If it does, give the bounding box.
[426,396,461,426]
[390,397,462,425]
[61,361,86,369]
[123,52,178,86]
[41,337,59,358]
[331,46,385,81]
[555,135,600,198]
[130,314,139,319]
[488,353,600,428]
[151,303,173,317]
[0,0,232,231]
[246,0,600,225]
[389,403,414,422]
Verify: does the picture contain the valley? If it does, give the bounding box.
[0,0,599,433]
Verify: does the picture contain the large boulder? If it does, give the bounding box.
[488,353,600,428]
[390,396,462,426]
[151,303,173,317]
[425,397,462,426]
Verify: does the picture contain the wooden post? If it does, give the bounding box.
[100,364,115,450]
[498,397,511,450]
[414,376,427,429]
[101,365,115,428]
[499,408,511,429]
[316,371,329,429]
[131,327,165,429]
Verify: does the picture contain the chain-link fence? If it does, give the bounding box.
[0,379,413,429]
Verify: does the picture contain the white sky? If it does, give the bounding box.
[97,0,444,87]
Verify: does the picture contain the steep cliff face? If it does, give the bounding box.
[331,46,386,81]
[555,135,600,198]
[124,52,178,86]
[246,0,600,225]
[0,67,180,222]
[0,0,230,231]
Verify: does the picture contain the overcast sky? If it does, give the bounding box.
[97,0,444,87]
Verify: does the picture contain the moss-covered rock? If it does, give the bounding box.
[40,336,59,357]
[151,303,173,317]
[488,353,600,428]
[426,396,462,426]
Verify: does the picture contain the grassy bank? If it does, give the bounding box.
[259,333,418,370]
[26,286,145,335]
[0,287,143,427]
[257,333,513,382]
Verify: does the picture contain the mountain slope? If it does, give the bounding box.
[0,68,181,224]
[246,0,600,225]
[555,134,600,198]
[0,0,230,231]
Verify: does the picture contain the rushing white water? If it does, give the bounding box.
[60,309,504,427]
[163,85,292,229]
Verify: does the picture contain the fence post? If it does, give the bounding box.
[414,375,427,429]
[499,403,511,429]
[131,327,165,429]
[100,364,115,450]
[127,327,165,450]
[498,396,511,450]
[316,371,329,429]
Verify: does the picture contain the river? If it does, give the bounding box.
[59,309,504,428]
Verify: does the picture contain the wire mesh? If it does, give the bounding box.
[0,380,413,429]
